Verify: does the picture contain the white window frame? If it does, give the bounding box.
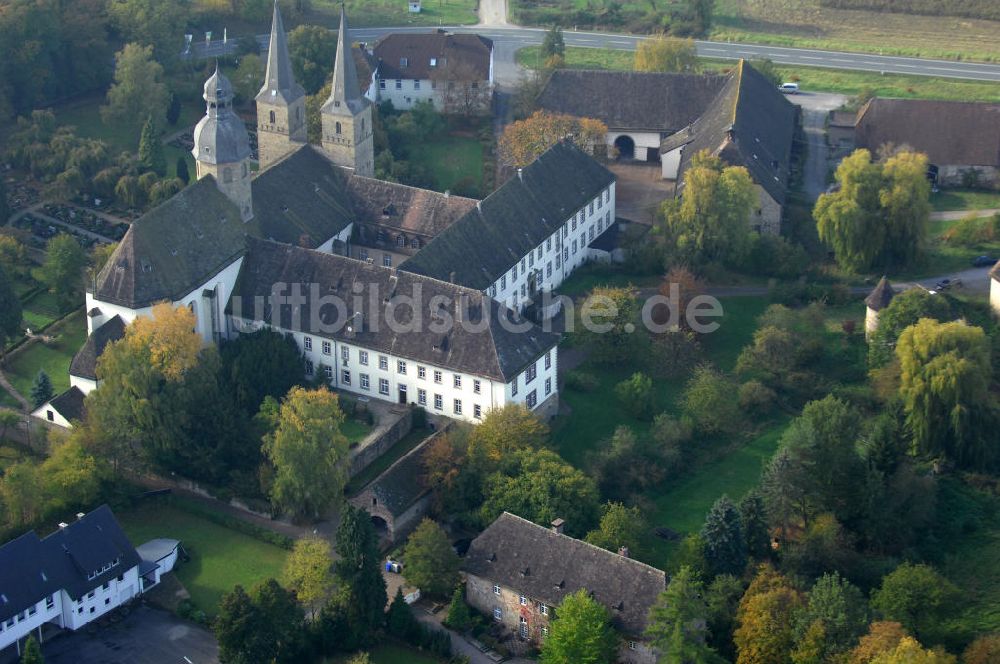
[379,378,390,395]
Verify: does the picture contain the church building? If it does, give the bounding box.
[55,5,617,425]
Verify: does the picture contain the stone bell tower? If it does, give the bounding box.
[256,1,307,170]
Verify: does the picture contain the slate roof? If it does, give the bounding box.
[257,1,304,105]
[374,32,493,81]
[92,146,356,309]
[359,436,435,517]
[667,60,798,205]
[399,141,615,290]
[0,505,141,623]
[346,176,478,237]
[323,6,368,116]
[865,276,896,311]
[44,387,86,423]
[855,98,1000,167]
[193,66,251,166]
[70,315,126,381]
[536,69,727,132]
[226,237,560,382]
[462,513,667,637]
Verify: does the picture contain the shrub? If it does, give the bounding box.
[738,380,776,416]
[614,372,654,420]
[564,370,599,392]
[940,213,997,247]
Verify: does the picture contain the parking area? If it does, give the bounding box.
[2,605,218,664]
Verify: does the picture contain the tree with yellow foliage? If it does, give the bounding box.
[869,637,956,664]
[498,111,608,168]
[634,34,699,73]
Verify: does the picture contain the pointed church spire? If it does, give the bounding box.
[258,1,303,103]
[325,4,362,111]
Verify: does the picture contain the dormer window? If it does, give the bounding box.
[400,57,408,67]
[430,58,437,67]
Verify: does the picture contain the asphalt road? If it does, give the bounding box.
[191,25,1000,82]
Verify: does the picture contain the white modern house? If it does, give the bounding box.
[0,506,146,656]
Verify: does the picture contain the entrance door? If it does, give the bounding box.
[398,384,407,404]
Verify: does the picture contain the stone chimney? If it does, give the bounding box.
[618,546,630,558]
[551,518,565,535]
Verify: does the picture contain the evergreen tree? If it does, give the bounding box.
[738,490,771,561]
[541,26,565,60]
[31,370,53,407]
[645,565,716,664]
[166,91,182,125]
[175,156,190,184]
[21,635,44,664]
[386,587,418,640]
[800,572,868,655]
[335,504,387,647]
[0,263,23,357]
[138,115,166,176]
[444,584,473,632]
[700,495,746,577]
[0,176,10,226]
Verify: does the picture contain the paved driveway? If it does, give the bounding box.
[787,91,847,201]
[36,605,218,664]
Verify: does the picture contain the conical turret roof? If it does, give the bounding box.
[865,275,896,311]
[322,5,367,115]
[257,1,304,104]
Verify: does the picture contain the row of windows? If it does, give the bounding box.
[379,78,479,91]
[303,340,483,391]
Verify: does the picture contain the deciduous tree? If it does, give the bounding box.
[574,286,639,364]
[849,621,908,664]
[467,404,548,465]
[734,566,803,664]
[645,565,717,663]
[262,386,349,519]
[20,634,44,664]
[681,364,742,435]
[799,572,868,655]
[584,501,644,554]
[614,372,654,420]
[871,563,958,641]
[282,536,335,619]
[869,637,956,664]
[233,53,264,103]
[962,634,1000,664]
[540,589,618,664]
[402,518,460,598]
[868,289,951,368]
[0,263,22,355]
[288,25,336,95]
[220,328,304,415]
[39,439,103,512]
[498,111,608,168]
[634,34,698,72]
[334,504,387,647]
[101,44,169,134]
[35,234,86,310]
[107,0,188,62]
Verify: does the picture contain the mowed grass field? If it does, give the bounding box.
[516,46,1000,103]
[411,134,485,196]
[4,310,87,399]
[118,500,289,614]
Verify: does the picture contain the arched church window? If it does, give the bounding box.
[335,122,342,135]
[269,110,276,124]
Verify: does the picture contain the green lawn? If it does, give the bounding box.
[556,265,660,298]
[342,417,374,445]
[931,189,1000,212]
[21,289,65,330]
[893,217,1000,279]
[55,97,203,155]
[118,500,289,614]
[408,133,485,197]
[516,46,1000,103]
[4,310,87,399]
[702,296,771,371]
[315,0,477,27]
[347,428,430,495]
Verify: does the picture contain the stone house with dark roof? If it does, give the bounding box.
[370,31,494,114]
[537,69,726,162]
[0,506,145,655]
[462,513,666,664]
[855,98,1000,189]
[660,60,798,234]
[864,276,896,340]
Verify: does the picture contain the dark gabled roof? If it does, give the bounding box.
[92,146,357,309]
[855,98,1000,167]
[462,513,667,637]
[70,315,126,381]
[865,275,896,310]
[346,176,478,237]
[537,69,727,132]
[359,437,434,516]
[226,238,559,382]
[91,177,248,309]
[0,505,141,623]
[399,141,614,290]
[374,32,493,81]
[669,61,797,205]
[43,386,87,423]
[588,221,620,253]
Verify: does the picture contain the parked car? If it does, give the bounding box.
[385,559,403,574]
[779,82,800,94]
[972,255,996,267]
[934,278,962,291]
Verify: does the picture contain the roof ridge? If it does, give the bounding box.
[349,171,480,203]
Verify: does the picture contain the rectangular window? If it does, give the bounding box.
[588,227,594,242]
[520,258,526,271]
[304,336,312,351]
[563,225,568,237]
[571,240,577,255]
[511,377,518,396]
[500,275,506,290]
[589,201,595,215]
[556,252,561,268]
[526,390,537,408]
[342,370,351,385]
[454,399,462,415]
[519,595,527,606]
[563,247,569,262]
[571,216,577,231]
[418,365,426,379]
[546,262,552,277]
[413,80,421,90]
[379,355,389,370]
[489,285,497,297]
[306,360,314,375]
[379,79,386,89]
[434,394,443,410]
[359,350,369,365]
[493,607,502,621]
[322,340,331,355]
[359,249,368,261]
[453,374,462,389]
[383,254,392,267]
[398,360,407,375]
[341,346,349,363]
[605,188,610,203]
[361,373,370,390]
[629,642,638,651]
[473,379,481,394]
[395,79,402,89]
[541,626,549,638]
[546,237,552,251]
[512,265,517,280]
[418,388,427,406]
[474,404,482,419]
[434,370,442,384]
[539,603,548,615]
[324,365,333,380]
[28,606,36,616]
[46,595,54,610]
[520,284,526,297]
[545,351,552,370]
[528,252,534,267]
[493,584,501,595]
[545,377,552,396]
[526,362,537,384]
[606,211,611,225]
[537,246,543,259]
[379,378,390,395]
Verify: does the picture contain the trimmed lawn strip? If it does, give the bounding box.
[516,46,1000,102]
[315,0,478,27]
[555,265,660,298]
[118,500,289,614]
[931,189,1000,213]
[342,417,374,445]
[893,217,1000,279]
[409,135,485,196]
[4,310,87,398]
[702,296,770,372]
[347,428,430,495]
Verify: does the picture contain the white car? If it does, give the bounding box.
[779,82,800,94]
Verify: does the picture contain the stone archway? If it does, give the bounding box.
[614,135,635,160]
